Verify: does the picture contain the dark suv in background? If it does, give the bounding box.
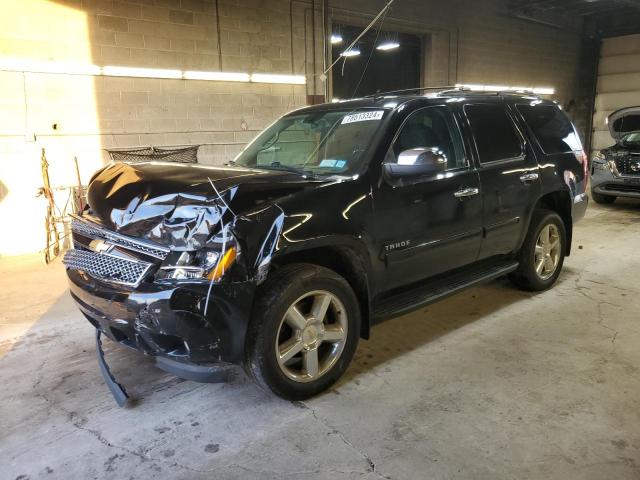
[64,90,588,400]
[591,106,640,203]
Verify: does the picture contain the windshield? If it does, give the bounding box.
[233,109,387,177]
[622,132,640,145]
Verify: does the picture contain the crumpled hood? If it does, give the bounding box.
[608,106,640,141]
[86,161,316,249]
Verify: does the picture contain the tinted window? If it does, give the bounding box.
[517,104,581,154]
[465,104,523,163]
[391,106,466,170]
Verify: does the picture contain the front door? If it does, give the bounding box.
[462,103,541,258]
[371,105,483,291]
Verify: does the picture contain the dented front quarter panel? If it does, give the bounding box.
[86,161,312,254]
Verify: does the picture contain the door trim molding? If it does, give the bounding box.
[484,216,521,234]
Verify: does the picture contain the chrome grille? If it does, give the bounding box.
[70,215,169,260]
[63,249,152,287]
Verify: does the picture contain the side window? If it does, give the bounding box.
[465,104,524,163]
[390,106,467,170]
[516,104,582,154]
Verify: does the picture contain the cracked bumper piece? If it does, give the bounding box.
[68,268,256,376]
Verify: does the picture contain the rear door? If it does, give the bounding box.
[463,102,541,259]
[515,102,588,209]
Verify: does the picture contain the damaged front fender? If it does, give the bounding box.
[85,161,308,282]
[67,161,314,368]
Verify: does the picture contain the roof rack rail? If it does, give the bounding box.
[362,85,459,98]
[436,89,542,99]
[496,89,539,96]
[360,86,543,100]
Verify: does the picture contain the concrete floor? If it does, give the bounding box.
[1,200,640,480]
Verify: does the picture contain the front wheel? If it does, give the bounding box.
[509,209,566,291]
[244,263,360,400]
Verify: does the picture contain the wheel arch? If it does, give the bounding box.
[270,244,373,339]
[532,190,573,255]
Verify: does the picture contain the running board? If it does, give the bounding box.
[372,260,519,322]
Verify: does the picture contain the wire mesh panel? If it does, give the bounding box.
[62,249,153,286]
[70,216,170,260]
[107,146,199,164]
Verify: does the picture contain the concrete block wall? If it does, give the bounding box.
[336,0,582,104]
[0,0,312,255]
[456,0,582,105]
[0,0,586,255]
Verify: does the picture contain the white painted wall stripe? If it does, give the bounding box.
[0,58,306,85]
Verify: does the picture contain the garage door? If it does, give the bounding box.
[592,34,640,152]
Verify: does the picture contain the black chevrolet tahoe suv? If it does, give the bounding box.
[64,90,589,400]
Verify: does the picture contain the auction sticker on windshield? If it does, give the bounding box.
[341,111,384,124]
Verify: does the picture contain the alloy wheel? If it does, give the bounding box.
[275,290,348,383]
[534,223,561,280]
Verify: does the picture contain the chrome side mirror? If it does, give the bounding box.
[385,148,447,179]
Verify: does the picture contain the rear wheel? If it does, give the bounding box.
[591,191,616,204]
[509,209,566,291]
[245,263,360,400]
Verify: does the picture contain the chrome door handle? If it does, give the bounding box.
[520,173,539,182]
[454,187,480,198]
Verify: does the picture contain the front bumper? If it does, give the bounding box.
[591,165,640,198]
[67,268,256,368]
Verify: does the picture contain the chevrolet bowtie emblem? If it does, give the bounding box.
[89,239,114,254]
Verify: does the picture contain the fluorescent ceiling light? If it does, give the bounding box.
[102,66,182,79]
[184,70,250,82]
[376,42,400,51]
[455,83,555,95]
[331,34,343,44]
[341,49,361,57]
[40,61,101,76]
[250,73,306,84]
[532,87,555,95]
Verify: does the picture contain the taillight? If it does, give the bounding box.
[575,150,589,189]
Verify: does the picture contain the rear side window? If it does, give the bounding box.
[517,104,581,154]
[465,104,523,163]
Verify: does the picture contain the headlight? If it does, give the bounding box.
[156,247,236,282]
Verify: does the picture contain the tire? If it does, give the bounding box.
[591,191,616,204]
[244,263,360,400]
[509,209,567,292]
